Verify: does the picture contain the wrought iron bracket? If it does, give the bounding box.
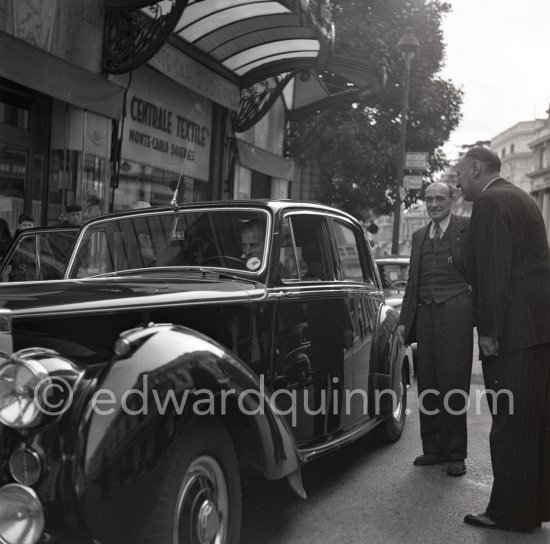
[103,0,190,74]
[235,72,297,133]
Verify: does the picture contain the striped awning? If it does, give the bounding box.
[171,0,333,86]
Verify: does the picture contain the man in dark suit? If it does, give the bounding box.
[398,182,473,477]
[457,146,550,533]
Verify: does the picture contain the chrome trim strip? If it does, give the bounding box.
[9,287,268,318]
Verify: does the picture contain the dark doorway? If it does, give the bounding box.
[250,170,271,199]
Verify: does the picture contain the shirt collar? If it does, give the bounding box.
[481,176,501,192]
[431,213,451,237]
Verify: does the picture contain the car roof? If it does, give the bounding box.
[80,200,361,227]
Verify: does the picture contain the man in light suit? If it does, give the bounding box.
[398,182,473,477]
[457,146,550,533]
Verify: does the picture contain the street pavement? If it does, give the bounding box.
[241,348,550,544]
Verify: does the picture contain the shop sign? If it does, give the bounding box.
[149,43,241,112]
[123,68,212,180]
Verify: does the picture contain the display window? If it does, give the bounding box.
[0,78,49,235]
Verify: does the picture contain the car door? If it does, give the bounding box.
[268,211,354,447]
[331,217,384,425]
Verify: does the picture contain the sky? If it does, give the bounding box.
[439,0,550,160]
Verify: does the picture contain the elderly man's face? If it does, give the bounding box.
[67,211,82,226]
[241,226,264,259]
[425,183,453,223]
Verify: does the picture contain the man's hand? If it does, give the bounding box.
[397,325,406,345]
[479,335,499,357]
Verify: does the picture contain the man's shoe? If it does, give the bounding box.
[447,460,466,476]
[464,513,536,533]
[413,453,445,466]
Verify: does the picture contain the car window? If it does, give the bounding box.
[68,209,269,278]
[0,230,78,282]
[333,220,374,283]
[277,215,330,282]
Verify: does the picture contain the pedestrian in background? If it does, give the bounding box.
[14,212,34,237]
[57,204,83,227]
[456,146,550,533]
[398,182,473,477]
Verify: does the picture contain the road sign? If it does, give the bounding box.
[405,152,428,170]
[404,175,423,190]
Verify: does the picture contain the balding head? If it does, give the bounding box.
[463,147,501,174]
[456,146,501,201]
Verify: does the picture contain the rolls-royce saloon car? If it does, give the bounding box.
[0,200,412,544]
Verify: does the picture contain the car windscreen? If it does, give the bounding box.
[377,262,409,289]
[67,209,269,278]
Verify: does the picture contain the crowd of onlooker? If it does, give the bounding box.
[0,204,84,263]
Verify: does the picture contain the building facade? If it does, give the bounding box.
[490,119,546,193]
[0,0,382,238]
[527,114,550,241]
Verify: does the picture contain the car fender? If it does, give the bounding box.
[76,323,301,544]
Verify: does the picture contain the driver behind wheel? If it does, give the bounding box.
[240,221,264,271]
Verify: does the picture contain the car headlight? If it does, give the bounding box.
[0,358,50,429]
[0,484,44,544]
[0,348,78,429]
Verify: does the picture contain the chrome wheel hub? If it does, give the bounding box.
[197,500,221,543]
[174,455,229,544]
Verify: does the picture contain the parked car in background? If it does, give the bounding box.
[376,255,417,371]
[375,255,410,310]
[0,201,412,544]
[0,226,79,283]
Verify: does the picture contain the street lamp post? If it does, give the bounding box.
[391,27,420,255]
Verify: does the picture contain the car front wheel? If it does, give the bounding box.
[148,417,241,544]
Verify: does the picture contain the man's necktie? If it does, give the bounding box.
[432,223,442,246]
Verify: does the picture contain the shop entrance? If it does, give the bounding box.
[0,78,50,234]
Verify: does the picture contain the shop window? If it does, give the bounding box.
[0,79,49,233]
[114,158,207,211]
[48,103,111,225]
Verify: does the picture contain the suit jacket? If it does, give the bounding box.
[466,178,550,354]
[399,213,470,344]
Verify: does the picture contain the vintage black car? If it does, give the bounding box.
[0,200,412,544]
